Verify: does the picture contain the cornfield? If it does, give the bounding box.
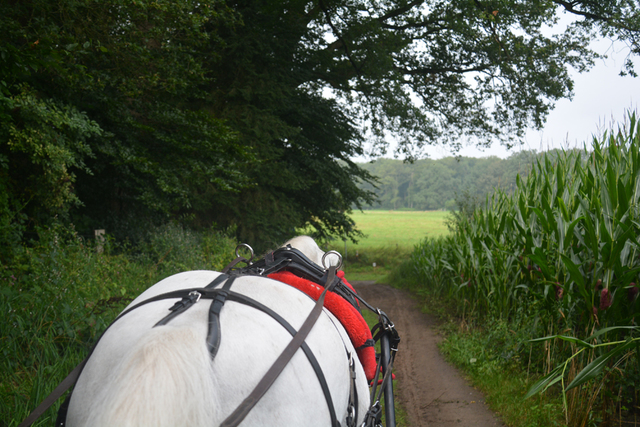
[411,112,640,426]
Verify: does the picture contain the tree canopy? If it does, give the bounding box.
[1,0,639,255]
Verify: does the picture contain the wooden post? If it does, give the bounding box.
[95,229,105,253]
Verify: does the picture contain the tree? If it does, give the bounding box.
[198,0,379,247]
[0,0,377,250]
[2,0,639,253]
[354,152,539,211]
[200,0,640,246]
[209,0,640,156]
[0,0,252,248]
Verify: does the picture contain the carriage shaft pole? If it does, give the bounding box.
[380,333,395,427]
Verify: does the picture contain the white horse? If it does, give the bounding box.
[65,236,370,427]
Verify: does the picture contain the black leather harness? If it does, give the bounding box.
[148,272,348,427]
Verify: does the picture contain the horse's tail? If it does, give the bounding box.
[86,326,217,427]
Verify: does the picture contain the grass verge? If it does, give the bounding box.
[325,243,414,282]
[438,324,565,427]
[397,280,567,427]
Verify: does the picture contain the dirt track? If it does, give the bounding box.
[353,282,504,427]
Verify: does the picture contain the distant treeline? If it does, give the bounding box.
[356,150,563,210]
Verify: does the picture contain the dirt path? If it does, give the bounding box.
[353,281,504,427]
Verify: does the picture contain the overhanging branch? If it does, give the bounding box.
[396,64,491,75]
[551,0,609,22]
[319,0,362,76]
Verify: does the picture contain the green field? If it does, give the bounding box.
[344,210,449,248]
[325,210,449,280]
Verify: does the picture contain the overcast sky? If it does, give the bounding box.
[358,36,640,161]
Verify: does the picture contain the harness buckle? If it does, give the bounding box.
[235,243,255,262]
[189,290,202,304]
[361,401,382,427]
[322,250,343,270]
[348,353,356,379]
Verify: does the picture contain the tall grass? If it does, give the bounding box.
[405,112,640,426]
[1,224,236,426]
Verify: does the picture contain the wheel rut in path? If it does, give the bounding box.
[353,281,504,427]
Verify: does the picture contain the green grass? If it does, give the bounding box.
[396,287,567,427]
[436,321,565,427]
[348,210,449,247]
[324,210,449,281]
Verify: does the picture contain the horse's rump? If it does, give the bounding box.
[66,271,368,427]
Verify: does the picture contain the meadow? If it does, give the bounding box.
[345,210,449,247]
[324,210,449,281]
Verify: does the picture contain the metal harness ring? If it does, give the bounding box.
[322,250,343,270]
[235,243,254,262]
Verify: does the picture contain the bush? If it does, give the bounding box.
[1,224,236,426]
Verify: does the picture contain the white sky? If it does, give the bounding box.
[450,38,640,160]
[356,36,640,161]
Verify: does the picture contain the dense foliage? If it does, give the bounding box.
[0,0,374,253]
[2,0,640,253]
[2,225,237,426]
[405,114,640,425]
[356,151,538,210]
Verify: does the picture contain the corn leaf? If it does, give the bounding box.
[524,363,565,399]
[585,326,640,342]
[560,254,585,289]
[528,334,593,349]
[566,339,637,391]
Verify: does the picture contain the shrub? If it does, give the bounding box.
[1,224,236,426]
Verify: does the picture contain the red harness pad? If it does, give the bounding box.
[268,271,377,381]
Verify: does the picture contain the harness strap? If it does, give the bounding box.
[205,273,231,289]
[223,291,340,427]
[206,277,236,358]
[115,274,231,326]
[363,310,399,427]
[221,256,251,274]
[322,304,361,427]
[154,290,202,327]
[346,353,358,427]
[64,274,340,427]
[220,266,337,427]
[59,278,340,427]
[153,274,237,360]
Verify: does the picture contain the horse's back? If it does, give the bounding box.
[67,271,367,427]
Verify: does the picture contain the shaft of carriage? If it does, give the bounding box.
[380,333,396,427]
